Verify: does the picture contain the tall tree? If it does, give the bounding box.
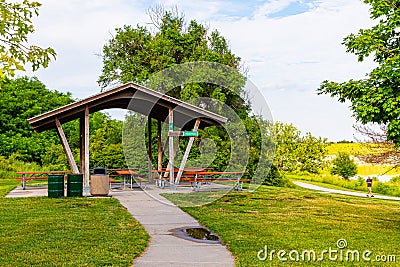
[318,0,400,144]
[99,8,261,175]
[98,8,248,115]
[0,76,72,162]
[271,122,327,173]
[0,0,56,79]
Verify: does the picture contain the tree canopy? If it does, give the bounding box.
[0,77,126,170]
[318,0,400,144]
[0,77,72,162]
[0,0,56,79]
[99,9,262,175]
[98,9,248,115]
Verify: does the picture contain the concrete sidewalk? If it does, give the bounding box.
[294,181,400,201]
[112,187,235,267]
[6,186,47,198]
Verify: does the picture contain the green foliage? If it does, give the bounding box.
[98,12,241,89]
[0,195,149,266]
[100,10,280,184]
[0,0,56,79]
[272,122,327,173]
[330,152,358,179]
[0,77,128,173]
[0,155,44,178]
[262,164,284,186]
[318,0,400,144]
[389,175,400,183]
[0,77,72,163]
[165,186,400,266]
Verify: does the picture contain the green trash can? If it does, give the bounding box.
[48,175,65,198]
[67,174,83,197]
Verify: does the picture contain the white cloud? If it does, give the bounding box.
[253,0,298,18]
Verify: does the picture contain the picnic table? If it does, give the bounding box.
[16,171,70,190]
[181,171,249,191]
[114,169,147,190]
[151,168,248,190]
[151,168,212,189]
[105,168,147,190]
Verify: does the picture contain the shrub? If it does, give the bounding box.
[262,164,289,187]
[330,152,358,179]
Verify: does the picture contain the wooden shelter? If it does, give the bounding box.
[28,82,228,189]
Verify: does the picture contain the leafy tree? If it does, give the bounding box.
[99,9,263,176]
[331,152,358,179]
[271,122,327,173]
[297,132,327,173]
[318,0,400,144]
[0,76,72,162]
[0,0,56,79]
[90,117,125,168]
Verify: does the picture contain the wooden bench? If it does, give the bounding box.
[16,171,69,190]
[181,171,249,191]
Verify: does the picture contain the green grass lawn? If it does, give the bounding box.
[0,179,19,197]
[0,180,149,266]
[164,186,400,266]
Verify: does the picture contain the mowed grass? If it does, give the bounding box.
[164,186,400,266]
[0,180,149,266]
[0,179,19,197]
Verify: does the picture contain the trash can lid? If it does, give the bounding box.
[93,167,107,175]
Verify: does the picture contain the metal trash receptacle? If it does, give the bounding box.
[67,174,83,197]
[93,167,107,175]
[48,174,64,198]
[90,174,109,196]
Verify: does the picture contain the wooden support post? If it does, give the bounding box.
[80,117,85,175]
[168,107,174,185]
[175,119,201,184]
[55,117,79,174]
[148,117,153,181]
[82,106,90,189]
[157,119,162,171]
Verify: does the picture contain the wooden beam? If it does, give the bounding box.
[55,117,79,174]
[148,117,153,180]
[168,107,174,185]
[80,116,85,174]
[157,119,162,171]
[83,106,90,188]
[175,119,201,184]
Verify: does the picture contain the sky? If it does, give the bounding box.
[24,0,377,141]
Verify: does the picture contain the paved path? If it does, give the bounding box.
[294,181,400,201]
[6,187,48,198]
[112,186,235,267]
[6,185,235,266]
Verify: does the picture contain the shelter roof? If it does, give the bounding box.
[28,82,228,132]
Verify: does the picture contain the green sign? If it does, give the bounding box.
[169,122,174,131]
[183,131,198,137]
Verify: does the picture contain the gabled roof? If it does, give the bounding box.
[28,82,228,132]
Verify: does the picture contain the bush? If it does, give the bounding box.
[0,155,43,179]
[262,164,291,187]
[330,152,357,179]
